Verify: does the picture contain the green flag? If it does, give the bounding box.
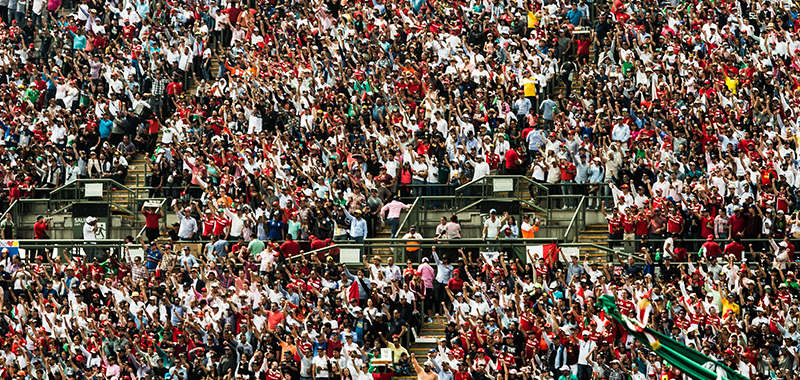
[596,295,748,380]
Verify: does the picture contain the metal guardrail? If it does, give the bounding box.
[303,238,562,264]
[14,239,137,263]
[301,239,619,265]
[50,179,137,216]
[563,196,587,243]
[397,198,420,237]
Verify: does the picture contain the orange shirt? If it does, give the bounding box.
[521,223,539,239]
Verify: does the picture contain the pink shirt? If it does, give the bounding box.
[418,262,435,288]
[380,201,410,219]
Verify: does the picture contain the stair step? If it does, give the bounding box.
[419,328,445,333]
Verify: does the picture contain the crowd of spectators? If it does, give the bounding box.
[1,0,800,377]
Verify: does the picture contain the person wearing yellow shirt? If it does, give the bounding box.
[520,214,540,238]
[720,290,740,316]
[522,70,537,101]
[385,334,409,365]
[527,10,540,29]
[725,75,739,94]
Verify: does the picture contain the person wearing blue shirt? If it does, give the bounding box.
[351,307,371,344]
[99,114,113,139]
[567,5,584,26]
[267,214,285,241]
[342,208,368,243]
[526,129,544,162]
[138,236,162,271]
[587,158,605,209]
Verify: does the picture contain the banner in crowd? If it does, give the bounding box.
[0,241,19,257]
[482,251,501,267]
[526,244,558,265]
[596,295,748,380]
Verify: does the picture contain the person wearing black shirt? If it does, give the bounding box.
[168,222,181,242]
[184,358,207,380]
[280,352,299,380]
[388,309,408,339]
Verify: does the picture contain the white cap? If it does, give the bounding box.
[86,216,96,223]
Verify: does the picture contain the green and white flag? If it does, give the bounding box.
[596,295,749,380]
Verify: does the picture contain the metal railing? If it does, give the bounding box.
[397,198,420,237]
[50,179,137,216]
[14,239,137,262]
[300,239,620,266]
[563,196,587,243]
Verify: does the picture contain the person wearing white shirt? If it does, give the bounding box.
[576,331,596,380]
[223,207,245,239]
[469,293,491,317]
[382,257,402,282]
[610,120,630,143]
[470,155,490,180]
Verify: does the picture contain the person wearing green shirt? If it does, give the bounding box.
[247,235,265,258]
[25,87,39,103]
[558,366,578,380]
[68,28,87,50]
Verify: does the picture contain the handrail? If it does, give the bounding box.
[396,197,420,238]
[562,196,587,243]
[49,179,138,216]
[560,242,617,255]
[51,179,135,194]
[0,200,18,224]
[303,238,564,264]
[454,176,487,193]
[519,198,549,217]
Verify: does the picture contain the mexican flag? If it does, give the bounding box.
[596,295,748,380]
[526,244,558,266]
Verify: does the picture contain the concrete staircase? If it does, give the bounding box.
[370,224,395,263]
[576,224,610,262]
[399,316,449,380]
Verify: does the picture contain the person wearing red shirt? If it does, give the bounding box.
[729,206,746,239]
[8,180,19,203]
[701,235,722,260]
[454,363,472,380]
[602,205,623,247]
[213,210,231,239]
[698,209,714,240]
[280,234,300,258]
[635,211,650,237]
[122,20,137,41]
[33,215,50,239]
[486,149,501,170]
[230,237,247,256]
[141,205,164,243]
[201,210,215,240]
[667,209,684,235]
[447,269,464,292]
[559,157,577,209]
[761,163,777,187]
[559,157,576,181]
[724,238,745,261]
[621,209,636,248]
[504,146,524,175]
